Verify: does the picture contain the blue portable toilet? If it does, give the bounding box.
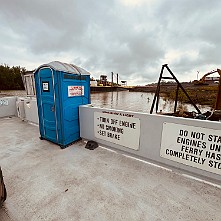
[34,61,90,148]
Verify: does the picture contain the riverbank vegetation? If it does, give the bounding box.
[162,85,218,107]
[0,64,25,90]
[130,83,219,108]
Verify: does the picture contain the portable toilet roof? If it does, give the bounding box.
[34,61,90,75]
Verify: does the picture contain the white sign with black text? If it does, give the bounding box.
[68,86,84,97]
[160,122,221,175]
[94,112,140,150]
[42,82,49,91]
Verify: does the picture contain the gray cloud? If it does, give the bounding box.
[0,0,220,85]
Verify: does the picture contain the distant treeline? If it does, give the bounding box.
[0,64,25,90]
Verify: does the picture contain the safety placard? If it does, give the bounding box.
[42,82,49,92]
[68,86,84,97]
[94,112,140,150]
[160,122,221,175]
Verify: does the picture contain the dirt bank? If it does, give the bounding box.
[130,83,219,107]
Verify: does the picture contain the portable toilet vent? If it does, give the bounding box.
[34,61,90,148]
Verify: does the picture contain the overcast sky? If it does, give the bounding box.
[0,0,220,85]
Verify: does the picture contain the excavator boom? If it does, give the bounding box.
[200,70,217,82]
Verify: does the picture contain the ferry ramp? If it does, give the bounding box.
[0,117,220,221]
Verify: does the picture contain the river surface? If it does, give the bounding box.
[91,91,211,113]
[0,90,211,113]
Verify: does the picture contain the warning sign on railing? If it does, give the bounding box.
[94,112,140,150]
[68,86,84,97]
[160,122,221,175]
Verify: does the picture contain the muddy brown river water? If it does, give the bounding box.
[0,90,211,113]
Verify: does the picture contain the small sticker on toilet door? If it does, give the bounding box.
[42,82,49,92]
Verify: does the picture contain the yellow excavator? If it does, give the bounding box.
[194,69,221,110]
[194,69,220,85]
[193,69,221,121]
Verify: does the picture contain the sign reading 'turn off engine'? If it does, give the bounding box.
[94,112,140,150]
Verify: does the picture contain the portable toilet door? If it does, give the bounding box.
[34,61,90,148]
[35,66,60,144]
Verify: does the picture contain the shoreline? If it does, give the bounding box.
[129,83,219,107]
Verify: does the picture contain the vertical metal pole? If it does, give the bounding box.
[155,84,160,113]
[174,85,179,113]
[117,73,119,86]
[111,72,114,87]
[150,65,165,114]
[165,65,201,114]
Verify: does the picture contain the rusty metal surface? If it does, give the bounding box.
[0,168,7,206]
[215,69,221,110]
[0,117,221,221]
